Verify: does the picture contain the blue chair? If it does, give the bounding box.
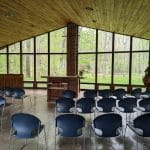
[113,88,126,100]
[55,97,75,115]
[55,114,85,149]
[12,88,31,104]
[4,87,14,97]
[0,96,5,130]
[76,97,95,114]
[137,98,150,113]
[9,113,47,150]
[131,88,142,99]
[93,113,123,150]
[98,89,113,99]
[96,98,116,113]
[127,113,150,150]
[84,90,97,99]
[61,90,77,99]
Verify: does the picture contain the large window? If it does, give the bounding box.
[50,28,67,76]
[0,48,7,73]
[78,27,96,86]
[22,38,34,81]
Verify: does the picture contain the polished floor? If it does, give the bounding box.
[0,90,150,150]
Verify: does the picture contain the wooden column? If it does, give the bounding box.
[67,23,78,76]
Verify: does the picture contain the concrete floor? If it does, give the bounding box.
[0,89,149,150]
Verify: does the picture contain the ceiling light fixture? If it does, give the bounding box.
[85,7,94,11]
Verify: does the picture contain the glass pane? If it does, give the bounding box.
[9,55,20,73]
[0,55,7,73]
[0,48,6,53]
[22,38,34,53]
[115,34,130,51]
[23,55,34,81]
[114,53,129,84]
[132,52,149,85]
[80,84,95,89]
[78,26,96,52]
[98,30,112,52]
[9,42,20,53]
[98,86,110,90]
[50,55,67,76]
[23,83,33,87]
[133,38,149,51]
[36,55,48,81]
[36,34,48,53]
[97,54,112,83]
[37,83,47,88]
[78,54,95,83]
[50,28,67,53]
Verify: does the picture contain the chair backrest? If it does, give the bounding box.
[93,113,122,137]
[118,97,137,113]
[12,88,25,98]
[0,96,6,106]
[131,88,142,99]
[56,114,85,137]
[62,90,77,99]
[56,97,75,113]
[134,113,150,137]
[113,88,126,100]
[76,97,95,113]
[5,87,14,97]
[139,98,150,112]
[97,98,116,112]
[84,90,97,98]
[98,89,113,98]
[11,113,41,138]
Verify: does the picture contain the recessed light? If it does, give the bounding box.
[92,20,96,23]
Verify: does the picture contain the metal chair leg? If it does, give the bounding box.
[43,126,47,150]
[8,128,13,150]
[136,134,138,150]
[0,105,5,131]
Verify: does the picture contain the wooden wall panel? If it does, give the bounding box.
[0,74,23,88]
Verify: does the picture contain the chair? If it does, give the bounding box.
[61,90,77,99]
[4,87,14,97]
[137,98,150,113]
[96,98,116,113]
[0,96,5,130]
[93,113,123,150]
[117,97,138,122]
[84,90,97,99]
[127,113,150,150]
[55,97,75,115]
[55,114,85,149]
[76,97,95,114]
[0,96,12,130]
[98,89,113,99]
[131,88,142,99]
[113,88,127,100]
[8,113,47,150]
[12,88,31,104]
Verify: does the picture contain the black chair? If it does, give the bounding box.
[113,88,127,100]
[9,113,47,150]
[84,89,97,99]
[98,89,113,99]
[61,90,77,99]
[55,114,85,149]
[93,113,123,150]
[131,88,142,99]
[127,113,150,150]
[55,97,75,115]
[76,97,95,114]
[117,97,138,122]
[137,98,150,113]
[12,88,31,104]
[96,98,116,113]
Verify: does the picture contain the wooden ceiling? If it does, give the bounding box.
[0,0,150,48]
